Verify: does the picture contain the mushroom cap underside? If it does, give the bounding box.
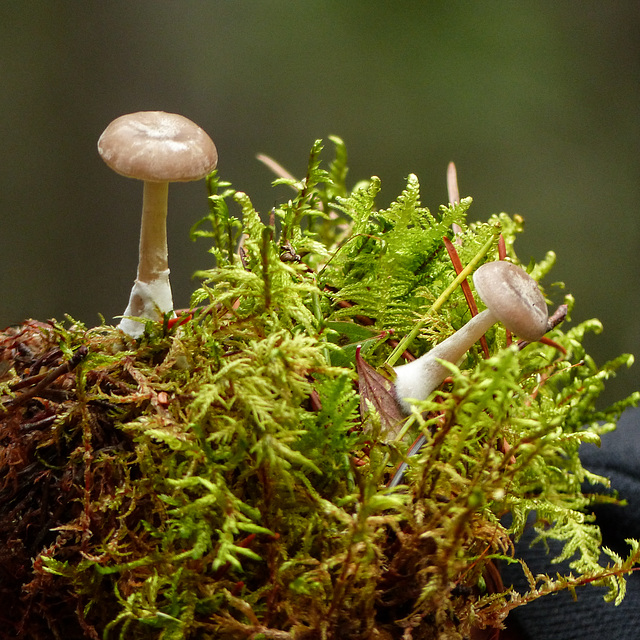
[473,261,548,342]
[98,111,218,182]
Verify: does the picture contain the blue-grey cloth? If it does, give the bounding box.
[502,407,640,639]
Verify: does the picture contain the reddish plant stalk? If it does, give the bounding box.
[442,236,490,358]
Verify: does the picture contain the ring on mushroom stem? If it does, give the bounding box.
[393,261,548,413]
[97,111,218,338]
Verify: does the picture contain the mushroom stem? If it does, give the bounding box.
[138,181,169,282]
[118,181,173,337]
[394,309,496,413]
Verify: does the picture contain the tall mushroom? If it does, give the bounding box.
[394,261,548,413]
[98,111,218,337]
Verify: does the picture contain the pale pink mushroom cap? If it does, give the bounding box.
[473,261,548,342]
[97,111,218,182]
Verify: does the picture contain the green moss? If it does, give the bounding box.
[1,138,638,639]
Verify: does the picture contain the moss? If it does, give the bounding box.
[1,138,638,639]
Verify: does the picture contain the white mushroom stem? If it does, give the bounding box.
[138,182,169,281]
[118,181,174,337]
[393,308,497,413]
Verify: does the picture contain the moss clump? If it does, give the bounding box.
[1,138,638,639]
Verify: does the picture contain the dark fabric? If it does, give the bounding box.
[501,406,640,639]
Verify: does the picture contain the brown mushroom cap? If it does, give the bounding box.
[473,261,548,342]
[97,111,218,182]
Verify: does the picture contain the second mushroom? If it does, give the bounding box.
[98,111,218,338]
[393,260,549,413]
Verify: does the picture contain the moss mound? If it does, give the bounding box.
[1,138,638,639]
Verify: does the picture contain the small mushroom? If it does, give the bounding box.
[394,261,548,413]
[98,111,218,337]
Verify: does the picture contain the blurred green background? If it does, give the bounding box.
[0,2,638,404]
